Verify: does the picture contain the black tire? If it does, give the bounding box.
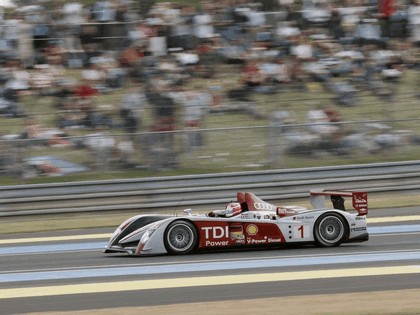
[314,213,348,247]
[164,220,198,255]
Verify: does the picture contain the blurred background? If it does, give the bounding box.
[0,0,419,184]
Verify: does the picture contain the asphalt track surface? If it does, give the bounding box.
[1,207,420,314]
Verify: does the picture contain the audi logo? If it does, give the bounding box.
[253,202,273,210]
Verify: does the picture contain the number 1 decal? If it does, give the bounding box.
[298,225,304,238]
[293,224,309,239]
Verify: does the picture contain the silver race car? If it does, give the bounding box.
[104,190,368,256]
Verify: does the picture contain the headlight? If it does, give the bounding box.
[139,222,161,244]
[140,229,154,244]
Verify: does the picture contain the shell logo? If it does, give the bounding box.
[246,224,258,236]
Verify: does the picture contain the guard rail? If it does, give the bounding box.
[1,160,420,217]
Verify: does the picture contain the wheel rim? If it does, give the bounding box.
[318,216,344,244]
[167,223,194,252]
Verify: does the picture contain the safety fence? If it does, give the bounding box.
[1,117,420,180]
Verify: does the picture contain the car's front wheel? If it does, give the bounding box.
[314,213,348,247]
[164,220,198,254]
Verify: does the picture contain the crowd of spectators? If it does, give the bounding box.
[0,0,419,175]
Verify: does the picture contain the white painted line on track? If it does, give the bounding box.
[1,265,420,299]
[369,215,420,223]
[0,234,111,245]
[370,232,420,237]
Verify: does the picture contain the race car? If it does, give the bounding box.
[104,190,368,256]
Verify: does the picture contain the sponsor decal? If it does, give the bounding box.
[246,224,258,236]
[205,240,229,246]
[241,212,255,219]
[200,226,230,247]
[246,236,282,244]
[253,202,274,211]
[351,227,367,232]
[354,194,367,204]
[247,237,267,244]
[295,215,315,220]
[277,208,297,217]
[352,192,368,215]
[201,226,229,239]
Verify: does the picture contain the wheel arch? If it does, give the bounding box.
[163,218,200,254]
[331,211,351,240]
[313,211,350,247]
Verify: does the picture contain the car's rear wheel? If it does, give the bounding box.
[314,213,348,247]
[164,220,197,254]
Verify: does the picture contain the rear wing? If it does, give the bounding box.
[310,190,368,216]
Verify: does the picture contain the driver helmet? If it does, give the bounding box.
[225,202,242,217]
